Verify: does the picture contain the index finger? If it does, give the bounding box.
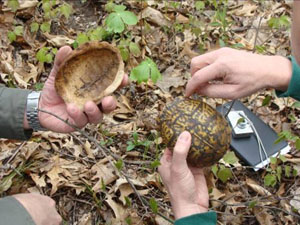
[185,63,224,97]
[190,50,219,75]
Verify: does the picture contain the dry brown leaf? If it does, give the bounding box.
[290,187,300,214]
[210,187,226,208]
[30,174,46,188]
[44,34,74,47]
[78,213,92,225]
[246,178,272,196]
[140,7,171,27]
[83,141,95,159]
[230,3,258,16]
[156,65,186,93]
[91,162,117,192]
[105,195,129,223]
[253,207,274,225]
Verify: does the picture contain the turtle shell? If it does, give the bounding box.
[160,97,231,167]
[55,41,124,110]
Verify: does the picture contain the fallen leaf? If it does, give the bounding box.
[140,7,171,27]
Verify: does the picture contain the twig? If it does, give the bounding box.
[38,109,173,223]
[3,141,26,166]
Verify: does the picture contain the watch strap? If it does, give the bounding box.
[26,91,46,131]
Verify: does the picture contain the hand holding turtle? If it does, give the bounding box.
[23,46,128,132]
[185,47,292,99]
[158,131,209,219]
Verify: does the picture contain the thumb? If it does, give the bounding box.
[49,46,73,79]
[172,131,192,170]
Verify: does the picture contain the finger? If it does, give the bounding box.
[120,73,129,88]
[190,50,220,75]
[51,46,73,76]
[67,103,88,128]
[197,84,238,99]
[185,63,224,97]
[160,148,172,166]
[171,131,192,171]
[84,101,103,124]
[100,96,117,114]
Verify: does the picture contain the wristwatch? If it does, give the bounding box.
[26,91,46,131]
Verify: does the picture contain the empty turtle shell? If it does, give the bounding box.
[55,41,124,110]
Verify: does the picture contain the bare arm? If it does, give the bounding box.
[292,1,300,65]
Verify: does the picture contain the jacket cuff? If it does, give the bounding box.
[0,86,33,140]
[174,211,217,225]
[0,196,35,225]
[276,56,300,101]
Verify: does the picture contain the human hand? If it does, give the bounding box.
[185,47,292,99]
[13,193,62,225]
[158,131,209,220]
[35,46,128,132]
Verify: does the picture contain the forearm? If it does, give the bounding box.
[0,85,32,140]
[292,1,300,65]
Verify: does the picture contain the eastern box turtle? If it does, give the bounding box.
[55,41,124,110]
[160,97,231,167]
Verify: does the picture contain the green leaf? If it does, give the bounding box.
[40,22,51,33]
[34,82,44,91]
[279,155,287,163]
[292,101,300,108]
[124,196,131,207]
[210,21,222,27]
[219,39,226,47]
[113,5,126,12]
[125,216,132,225]
[248,200,257,209]
[76,33,89,46]
[7,0,20,12]
[119,46,129,61]
[42,2,52,13]
[276,166,282,181]
[45,53,53,63]
[30,22,39,33]
[262,95,272,106]
[133,132,138,143]
[285,165,291,178]
[270,157,277,165]
[106,12,125,33]
[296,138,300,150]
[231,43,244,49]
[105,2,116,12]
[211,165,218,177]
[126,143,135,152]
[120,11,138,25]
[150,160,161,169]
[217,168,232,183]
[195,1,205,11]
[14,26,23,36]
[114,159,123,171]
[264,173,277,187]
[36,47,48,63]
[7,31,16,42]
[101,178,106,191]
[223,151,239,165]
[60,3,72,19]
[129,42,141,57]
[130,60,150,84]
[149,198,158,214]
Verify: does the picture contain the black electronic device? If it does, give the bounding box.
[216,100,290,171]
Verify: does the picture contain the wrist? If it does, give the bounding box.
[264,55,292,91]
[172,203,208,220]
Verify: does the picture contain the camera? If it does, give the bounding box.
[227,110,254,138]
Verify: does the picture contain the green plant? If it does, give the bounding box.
[7,0,19,12]
[36,47,57,64]
[105,3,138,33]
[130,57,162,84]
[268,15,290,29]
[126,131,151,152]
[118,39,141,61]
[7,25,23,43]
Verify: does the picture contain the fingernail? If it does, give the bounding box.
[179,131,190,142]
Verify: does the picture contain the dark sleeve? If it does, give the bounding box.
[174,211,217,225]
[0,196,35,225]
[0,84,33,140]
[276,56,300,101]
